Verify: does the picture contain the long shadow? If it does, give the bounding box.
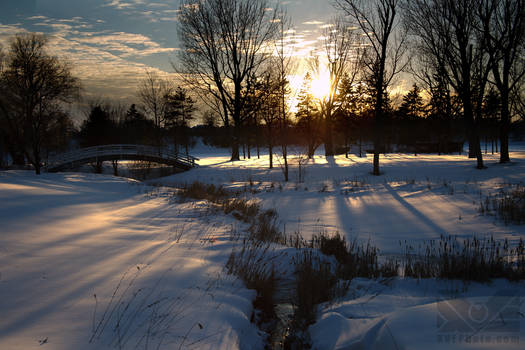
[383,183,448,235]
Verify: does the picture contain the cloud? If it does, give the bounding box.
[73,31,178,57]
[303,20,324,25]
[0,21,179,103]
[27,15,48,20]
[102,0,134,10]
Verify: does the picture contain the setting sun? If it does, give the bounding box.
[310,70,331,99]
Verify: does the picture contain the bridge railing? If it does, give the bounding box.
[46,144,199,169]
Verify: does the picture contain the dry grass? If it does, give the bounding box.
[403,235,525,281]
[479,183,525,225]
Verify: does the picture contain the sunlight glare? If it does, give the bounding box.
[310,70,331,99]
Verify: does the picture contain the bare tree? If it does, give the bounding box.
[335,0,407,175]
[479,0,525,163]
[258,69,280,168]
[404,0,487,169]
[312,17,362,157]
[274,11,294,181]
[137,70,173,149]
[176,0,280,161]
[0,33,80,174]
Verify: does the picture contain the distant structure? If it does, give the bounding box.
[45,144,198,172]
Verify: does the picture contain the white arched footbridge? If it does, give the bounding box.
[45,144,198,172]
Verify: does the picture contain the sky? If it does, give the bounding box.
[0,0,338,113]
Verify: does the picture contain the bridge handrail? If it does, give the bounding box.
[46,144,199,169]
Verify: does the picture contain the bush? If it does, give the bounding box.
[223,198,260,223]
[178,181,230,202]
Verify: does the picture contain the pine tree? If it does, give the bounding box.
[399,84,425,120]
[165,87,197,155]
[296,73,320,158]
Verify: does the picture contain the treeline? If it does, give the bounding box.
[176,0,525,177]
[1,0,525,177]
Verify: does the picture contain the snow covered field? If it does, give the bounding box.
[1,143,525,349]
[0,171,263,349]
[163,143,525,254]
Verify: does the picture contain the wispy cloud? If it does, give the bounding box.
[0,19,178,103]
[303,20,324,25]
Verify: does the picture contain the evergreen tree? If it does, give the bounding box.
[79,106,115,147]
[165,87,197,155]
[122,104,155,145]
[399,84,425,120]
[296,72,320,159]
[79,105,116,173]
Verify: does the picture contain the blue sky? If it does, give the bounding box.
[0,0,336,103]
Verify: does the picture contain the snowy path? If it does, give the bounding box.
[0,171,261,350]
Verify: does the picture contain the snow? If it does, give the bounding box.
[1,141,525,349]
[162,142,525,254]
[310,278,525,349]
[0,171,262,349]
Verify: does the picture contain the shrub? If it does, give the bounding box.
[223,198,260,223]
[249,209,283,243]
[178,182,230,202]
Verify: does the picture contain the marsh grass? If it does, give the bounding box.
[479,183,525,225]
[402,235,525,281]
[311,231,398,280]
[225,240,278,338]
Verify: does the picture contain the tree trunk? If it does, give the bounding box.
[499,97,510,163]
[308,143,314,159]
[283,145,288,182]
[268,143,273,169]
[231,125,240,161]
[112,160,119,176]
[324,111,334,157]
[32,145,41,175]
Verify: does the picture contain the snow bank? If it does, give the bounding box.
[311,278,525,349]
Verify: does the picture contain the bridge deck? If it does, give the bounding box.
[46,144,198,172]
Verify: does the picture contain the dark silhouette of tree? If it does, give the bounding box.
[121,104,155,146]
[176,0,280,161]
[79,105,116,173]
[479,0,525,163]
[137,70,173,149]
[404,0,488,169]
[425,69,461,154]
[0,33,80,174]
[259,71,280,169]
[335,0,408,175]
[312,17,362,157]
[481,87,501,153]
[296,72,321,158]
[337,78,373,157]
[399,84,425,119]
[164,87,197,155]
